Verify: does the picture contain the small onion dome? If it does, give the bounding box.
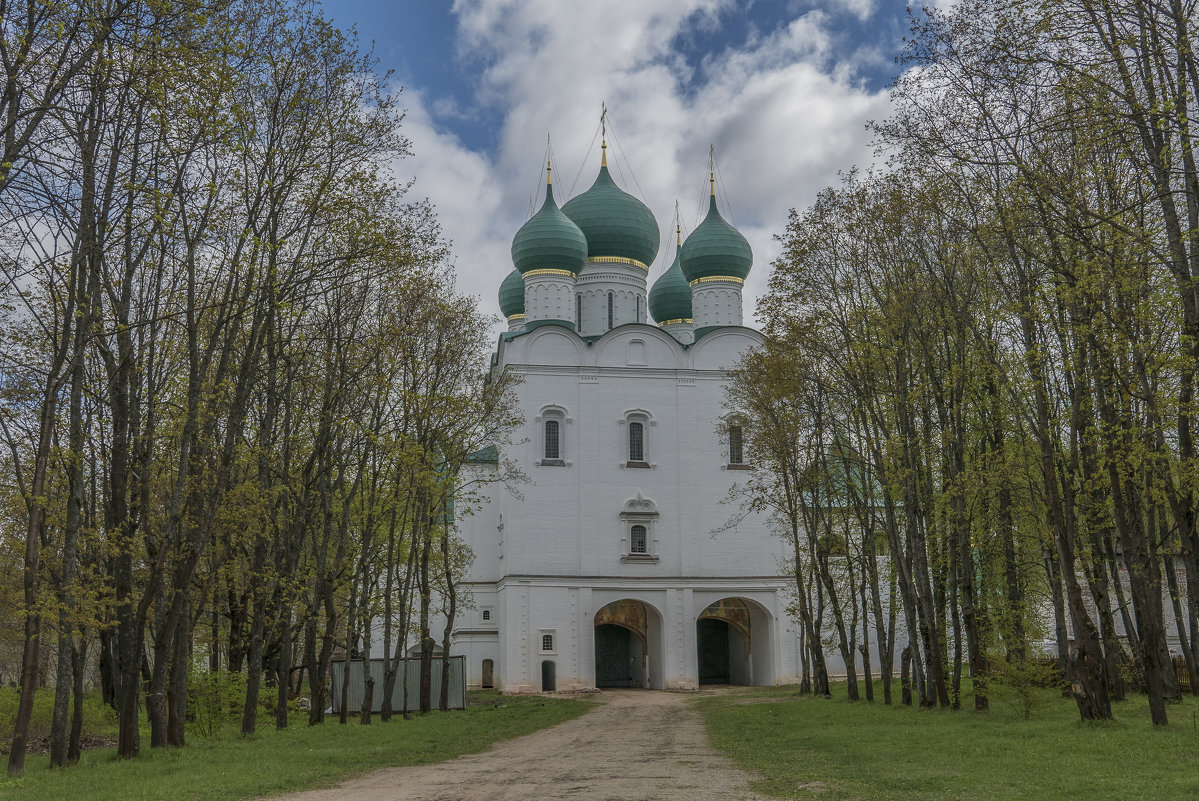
[649,249,692,324]
[562,164,660,268]
[511,177,588,275]
[498,268,525,318]
[680,193,752,282]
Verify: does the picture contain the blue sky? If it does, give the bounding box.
[320,1,918,326]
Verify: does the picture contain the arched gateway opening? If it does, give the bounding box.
[696,598,775,686]
[593,599,664,689]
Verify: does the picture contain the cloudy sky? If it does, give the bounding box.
[321,1,916,330]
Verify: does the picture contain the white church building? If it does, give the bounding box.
[453,141,804,692]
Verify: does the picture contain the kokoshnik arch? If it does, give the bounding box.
[452,126,803,691]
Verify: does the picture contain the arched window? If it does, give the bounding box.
[729,425,744,465]
[628,421,645,462]
[544,419,560,460]
[576,293,582,329]
[630,524,647,554]
[636,294,642,323]
[539,406,569,466]
[608,291,614,330]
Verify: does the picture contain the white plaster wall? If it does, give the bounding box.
[524,273,577,325]
[692,282,744,330]
[660,321,694,345]
[576,261,649,336]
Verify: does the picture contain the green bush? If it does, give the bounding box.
[187,661,247,737]
[988,653,1065,719]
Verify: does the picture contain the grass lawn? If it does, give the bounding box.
[1,691,593,801]
[695,682,1199,800]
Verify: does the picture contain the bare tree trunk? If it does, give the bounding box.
[68,633,86,764]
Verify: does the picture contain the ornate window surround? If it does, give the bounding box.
[535,404,572,466]
[620,490,660,563]
[618,408,656,468]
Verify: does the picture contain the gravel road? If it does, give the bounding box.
[268,689,772,801]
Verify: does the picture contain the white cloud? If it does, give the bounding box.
[393,0,894,333]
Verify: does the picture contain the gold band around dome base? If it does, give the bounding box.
[689,275,745,286]
[523,268,575,278]
[657,318,693,326]
[590,256,649,271]
[507,313,526,321]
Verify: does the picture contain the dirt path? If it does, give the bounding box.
[269,689,772,801]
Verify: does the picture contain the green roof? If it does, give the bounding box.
[562,164,660,267]
[680,194,752,282]
[649,250,692,323]
[498,268,524,317]
[511,182,588,275]
[466,445,499,464]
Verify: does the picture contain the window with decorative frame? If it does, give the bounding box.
[537,406,569,466]
[621,409,653,467]
[619,491,659,562]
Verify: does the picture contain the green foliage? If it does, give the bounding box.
[0,686,120,745]
[186,663,248,738]
[697,685,1199,800]
[988,654,1065,720]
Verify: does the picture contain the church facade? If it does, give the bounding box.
[453,143,803,692]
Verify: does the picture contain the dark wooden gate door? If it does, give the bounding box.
[481,659,493,689]
[595,624,633,687]
[697,618,730,684]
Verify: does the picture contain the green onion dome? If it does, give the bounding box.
[511,177,588,275]
[561,160,660,268]
[498,268,525,318]
[649,248,692,324]
[680,193,752,282]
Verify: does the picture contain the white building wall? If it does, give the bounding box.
[575,261,649,337]
[449,322,811,692]
[691,281,744,330]
[659,320,694,345]
[523,272,577,327]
